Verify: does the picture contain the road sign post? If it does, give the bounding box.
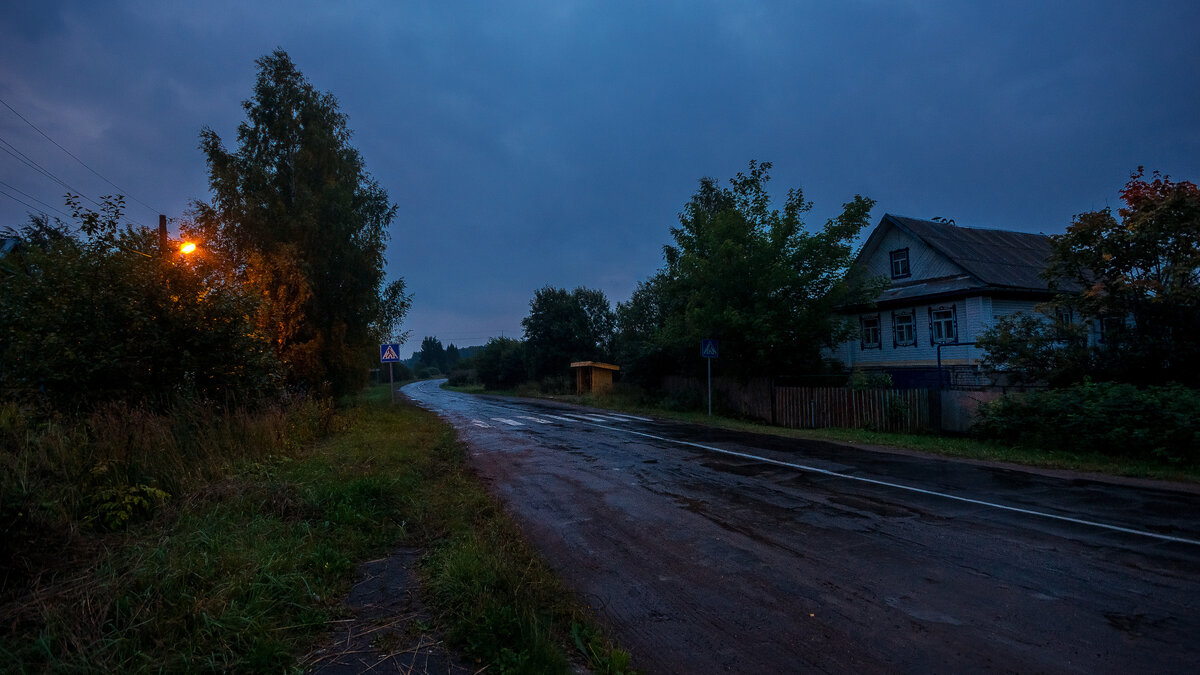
[380,343,401,403]
[701,339,718,416]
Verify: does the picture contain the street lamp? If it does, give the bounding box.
[179,241,197,255]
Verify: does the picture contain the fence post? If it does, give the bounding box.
[770,377,776,426]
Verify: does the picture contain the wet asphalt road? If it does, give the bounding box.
[402,380,1200,674]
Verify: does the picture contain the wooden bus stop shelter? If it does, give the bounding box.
[570,361,620,394]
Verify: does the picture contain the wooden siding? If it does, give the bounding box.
[863,227,965,282]
[833,296,1042,368]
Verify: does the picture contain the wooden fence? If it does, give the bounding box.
[772,386,931,433]
[661,376,933,433]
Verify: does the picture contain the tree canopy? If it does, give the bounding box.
[650,161,877,378]
[0,211,276,409]
[193,49,409,397]
[980,168,1200,386]
[521,286,615,380]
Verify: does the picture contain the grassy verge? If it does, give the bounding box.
[1,386,634,673]
[445,383,1200,484]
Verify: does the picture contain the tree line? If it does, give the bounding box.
[461,163,1198,395]
[463,161,879,390]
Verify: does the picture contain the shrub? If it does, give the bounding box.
[974,382,1200,464]
[0,223,278,409]
[849,367,893,390]
[446,368,477,387]
[475,337,527,390]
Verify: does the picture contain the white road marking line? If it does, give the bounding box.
[517,415,552,424]
[471,420,491,428]
[543,414,577,423]
[568,414,613,422]
[604,412,653,421]
[486,405,1200,548]
[490,417,523,426]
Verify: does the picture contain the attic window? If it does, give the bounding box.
[890,248,911,278]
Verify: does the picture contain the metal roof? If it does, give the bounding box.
[883,214,1055,291]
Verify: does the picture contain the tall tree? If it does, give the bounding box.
[657,161,877,377]
[521,286,615,380]
[613,272,674,384]
[417,336,446,373]
[193,49,407,396]
[982,168,1200,386]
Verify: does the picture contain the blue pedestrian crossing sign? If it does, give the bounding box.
[701,339,719,359]
[380,343,401,363]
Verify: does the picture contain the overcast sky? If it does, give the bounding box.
[2,1,1197,354]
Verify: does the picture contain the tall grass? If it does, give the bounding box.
[1,388,635,673]
[1,396,333,532]
[0,396,334,667]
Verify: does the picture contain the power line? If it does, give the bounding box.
[0,95,162,215]
[0,135,103,207]
[0,186,52,217]
[0,179,73,219]
[0,135,77,193]
[0,133,148,229]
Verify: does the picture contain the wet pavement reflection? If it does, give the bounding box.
[405,380,1200,674]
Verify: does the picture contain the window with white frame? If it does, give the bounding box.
[889,248,911,278]
[860,315,881,349]
[892,311,915,346]
[930,306,957,343]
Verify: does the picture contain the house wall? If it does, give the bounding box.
[833,295,1043,369]
[864,228,965,281]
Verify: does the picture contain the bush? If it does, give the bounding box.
[446,368,477,387]
[475,338,527,390]
[849,367,893,390]
[974,382,1200,464]
[0,223,278,409]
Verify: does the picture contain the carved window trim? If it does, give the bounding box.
[889,248,911,279]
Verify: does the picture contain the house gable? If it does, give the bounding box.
[856,219,968,284]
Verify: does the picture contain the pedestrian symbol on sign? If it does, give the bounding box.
[701,339,719,359]
[380,344,400,362]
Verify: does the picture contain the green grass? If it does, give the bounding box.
[0,386,636,673]
[450,383,1200,484]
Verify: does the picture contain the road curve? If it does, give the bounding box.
[403,380,1200,674]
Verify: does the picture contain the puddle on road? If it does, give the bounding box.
[884,595,963,626]
[827,494,919,519]
[701,460,785,478]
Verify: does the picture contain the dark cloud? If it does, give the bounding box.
[2,1,1198,353]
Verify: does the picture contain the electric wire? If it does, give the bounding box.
[0,179,73,219]
[0,95,163,215]
[0,186,49,215]
[0,135,104,208]
[0,134,148,229]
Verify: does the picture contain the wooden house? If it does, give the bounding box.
[830,214,1064,388]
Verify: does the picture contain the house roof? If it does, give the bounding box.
[880,214,1056,291]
